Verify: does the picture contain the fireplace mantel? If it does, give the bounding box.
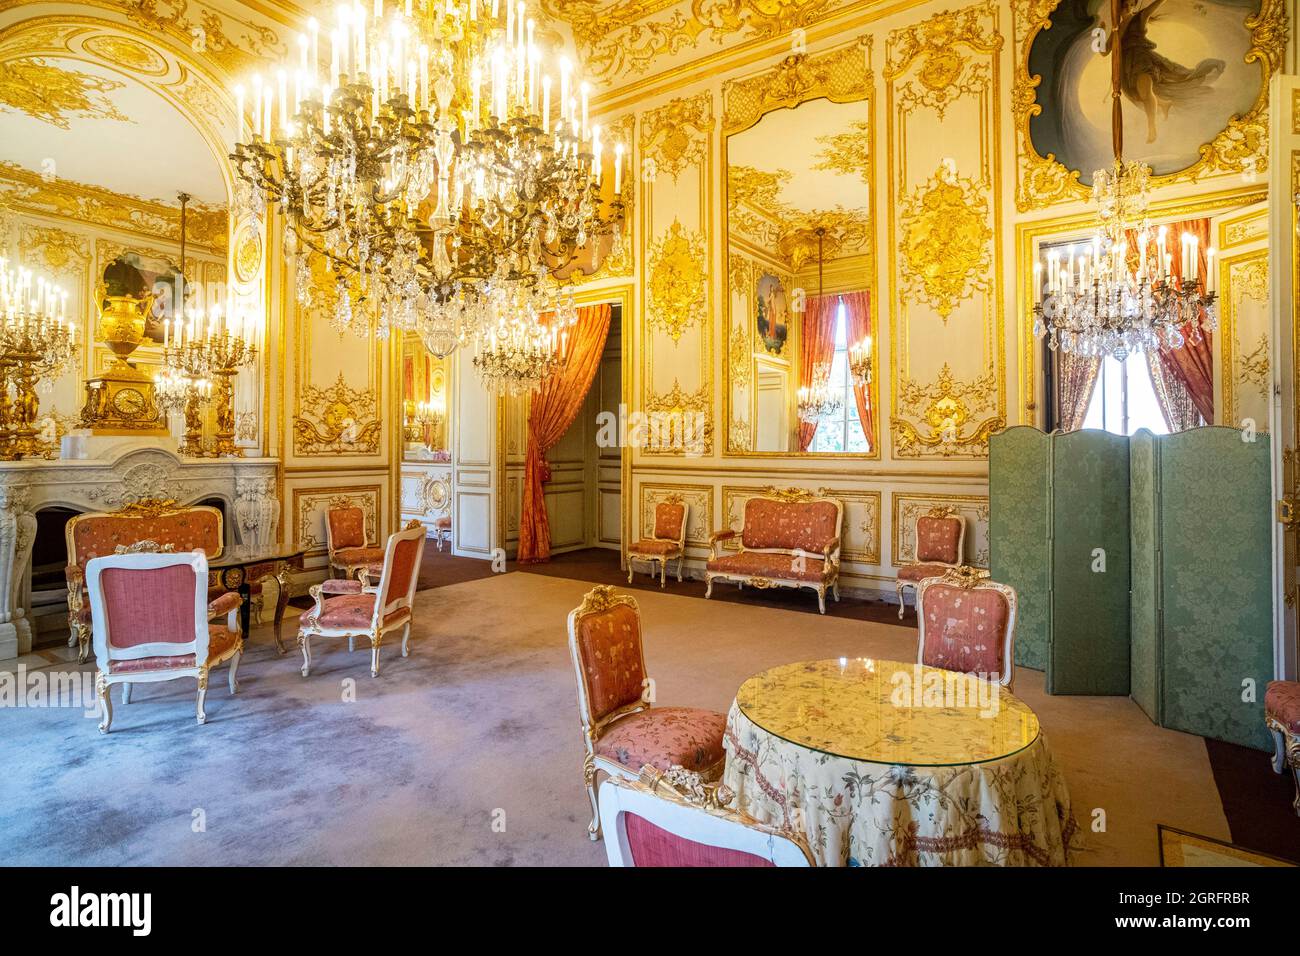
[0,446,281,660]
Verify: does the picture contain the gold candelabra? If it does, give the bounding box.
[0,257,78,459]
[158,308,256,458]
[848,336,872,389]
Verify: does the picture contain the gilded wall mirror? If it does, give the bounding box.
[723,93,877,457]
[401,331,450,460]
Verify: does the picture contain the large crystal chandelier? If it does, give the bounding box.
[230,0,626,386]
[797,362,842,425]
[1030,0,1216,362]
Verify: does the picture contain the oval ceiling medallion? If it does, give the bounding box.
[82,34,168,77]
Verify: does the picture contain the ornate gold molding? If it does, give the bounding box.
[0,56,128,128]
[898,164,992,321]
[647,219,708,342]
[293,373,383,456]
[893,363,1003,458]
[723,35,871,134]
[640,92,713,182]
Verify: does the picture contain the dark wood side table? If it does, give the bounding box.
[208,545,306,654]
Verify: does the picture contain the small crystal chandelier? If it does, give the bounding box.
[1031,0,1216,362]
[230,0,626,389]
[471,285,575,394]
[848,335,872,388]
[797,362,842,425]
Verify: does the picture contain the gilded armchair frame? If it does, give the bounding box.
[65,499,225,664]
[704,488,843,613]
[86,548,243,733]
[1267,712,1300,817]
[896,505,967,619]
[299,522,426,678]
[627,499,689,588]
[599,767,814,867]
[915,567,1016,690]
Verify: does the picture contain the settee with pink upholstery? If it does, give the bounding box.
[65,500,227,664]
[704,488,843,613]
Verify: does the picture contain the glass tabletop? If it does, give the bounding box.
[209,544,306,568]
[734,659,1040,767]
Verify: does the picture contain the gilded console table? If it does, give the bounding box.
[209,544,305,655]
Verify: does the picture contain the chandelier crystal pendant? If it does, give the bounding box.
[1030,0,1216,363]
[230,0,627,390]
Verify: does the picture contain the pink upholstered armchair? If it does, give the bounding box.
[896,506,967,619]
[66,500,225,663]
[627,499,688,588]
[86,549,244,733]
[326,505,386,579]
[599,768,812,867]
[299,521,426,678]
[1266,681,1300,816]
[915,567,1016,689]
[567,586,726,841]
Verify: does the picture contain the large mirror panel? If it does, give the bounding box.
[724,94,877,457]
[401,332,450,460]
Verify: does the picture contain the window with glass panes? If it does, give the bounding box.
[809,299,870,453]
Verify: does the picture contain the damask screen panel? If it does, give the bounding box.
[1128,430,1161,723]
[989,427,1050,671]
[1048,430,1131,696]
[1157,428,1273,751]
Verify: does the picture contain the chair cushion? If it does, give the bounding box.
[594,706,726,774]
[653,502,686,541]
[299,595,410,632]
[628,539,681,557]
[920,584,1010,678]
[433,515,451,530]
[1266,681,1300,734]
[107,626,239,674]
[332,546,386,567]
[916,514,962,564]
[897,562,957,582]
[300,593,377,630]
[741,498,838,553]
[706,550,827,583]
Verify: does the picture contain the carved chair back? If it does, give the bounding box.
[567,586,649,741]
[916,570,1017,688]
[326,506,370,552]
[67,501,224,569]
[599,771,813,867]
[370,522,426,626]
[86,550,211,670]
[739,492,842,556]
[913,508,965,566]
[653,501,688,547]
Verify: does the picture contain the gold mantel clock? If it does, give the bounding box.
[78,291,167,435]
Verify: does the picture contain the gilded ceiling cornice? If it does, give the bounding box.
[0,161,227,250]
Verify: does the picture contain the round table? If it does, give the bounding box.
[722,658,1080,866]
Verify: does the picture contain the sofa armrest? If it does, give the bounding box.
[708,529,737,558]
[822,537,842,567]
[308,583,327,618]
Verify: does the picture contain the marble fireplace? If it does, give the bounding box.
[0,444,279,660]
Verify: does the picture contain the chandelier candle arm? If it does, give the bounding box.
[231,0,627,393]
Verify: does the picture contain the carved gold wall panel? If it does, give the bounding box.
[640,90,715,456]
[892,492,989,567]
[1219,250,1270,431]
[886,2,1005,460]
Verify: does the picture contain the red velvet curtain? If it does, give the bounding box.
[840,290,874,450]
[1125,218,1213,426]
[516,303,613,563]
[797,294,838,451]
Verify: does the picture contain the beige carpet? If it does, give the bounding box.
[1,572,1229,866]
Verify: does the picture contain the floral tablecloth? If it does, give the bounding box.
[722,660,1081,866]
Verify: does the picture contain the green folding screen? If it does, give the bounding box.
[991,426,1273,749]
